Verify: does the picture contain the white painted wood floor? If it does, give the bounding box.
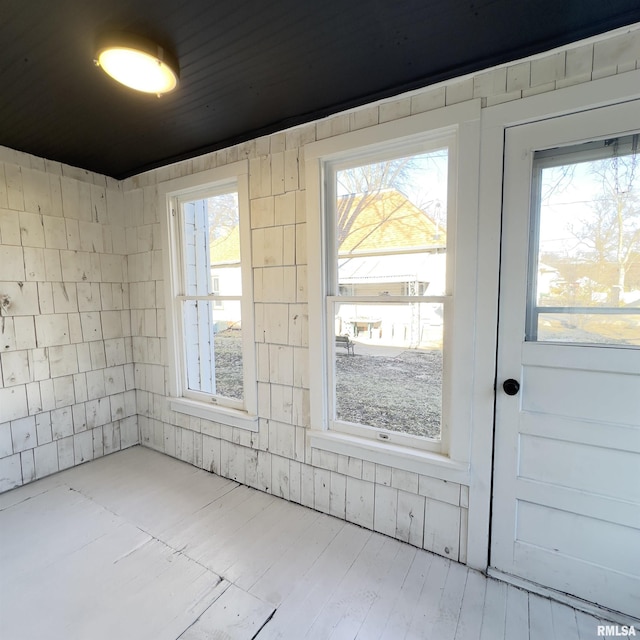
[0,447,622,640]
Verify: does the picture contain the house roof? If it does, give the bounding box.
[338,190,444,254]
[209,189,441,265]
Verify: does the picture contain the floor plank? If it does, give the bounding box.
[257,524,372,639]
[427,561,469,640]
[354,542,418,639]
[576,610,609,640]
[405,553,452,639]
[529,593,555,640]
[71,450,240,534]
[550,600,580,640]
[0,484,119,579]
[221,498,321,589]
[454,569,487,640]
[504,585,530,640]
[162,486,278,569]
[248,513,344,607]
[478,575,508,640]
[378,548,435,639]
[307,534,403,639]
[180,584,274,640]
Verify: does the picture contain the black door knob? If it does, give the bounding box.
[503,379,520,396]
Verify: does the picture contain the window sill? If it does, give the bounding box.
[170,398,259,432]
[309,430,470,483]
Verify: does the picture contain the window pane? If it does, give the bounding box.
[336,150,448,296]
[529,135,640,345]
[183,193,241,297]
[183,300,243,399]
[536,311,640,345]
[213,301,243,400]
[209,192,241,296]
[334,301,443,439]
[183,299,215,393]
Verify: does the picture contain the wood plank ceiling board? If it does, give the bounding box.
[2,0,639,179]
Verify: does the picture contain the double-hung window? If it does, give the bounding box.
[161,163,257,430]
[326,142,451,451]
[306,102,480,469]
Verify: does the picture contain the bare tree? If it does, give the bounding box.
[207,192,239,242]
[336,154,445,249]
[337,157,415,196]
[337,157,414,247]
[571,148,640,299]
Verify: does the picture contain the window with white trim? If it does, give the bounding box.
[306,102,480,465]
[326,141,451,452]
[162,164,257,430]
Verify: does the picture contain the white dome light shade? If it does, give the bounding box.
[96,34,179,95]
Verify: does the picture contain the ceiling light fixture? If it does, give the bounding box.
[95,33,179,96]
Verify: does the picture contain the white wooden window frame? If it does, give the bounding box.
[159,161,258,431]
[305,100,481,480]
[325,138,453,453]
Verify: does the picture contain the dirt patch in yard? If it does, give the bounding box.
[214,330,244,399]
[336,348,442,439]
[214,331,443,440]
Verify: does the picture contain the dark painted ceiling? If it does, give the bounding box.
[2,1,639,179]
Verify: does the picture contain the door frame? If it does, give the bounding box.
[489,104,640,620]
[465,69,640,579]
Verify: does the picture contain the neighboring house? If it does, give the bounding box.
[209,226,242,326]
[536,261,560,298]
[209,189,447,345]
[335,189,446,346]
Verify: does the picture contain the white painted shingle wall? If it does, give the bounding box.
[0,155,138,491]
[126,28,639,562]
[1,25,638,563]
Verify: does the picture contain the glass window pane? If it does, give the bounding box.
[529,135,640,345]
[209,192,242,296]
[213,301,243,400]
[335,150,448,296]
[184,299,215,394]
[183,200,209,297]
[182,193,241,297]
[536,311,640,345]
[183,300,243,400]
[334,301,443,439]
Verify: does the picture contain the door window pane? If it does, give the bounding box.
[528,135,640,345]
[536,311,640,345]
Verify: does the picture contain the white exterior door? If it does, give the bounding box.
[491,101,640,618]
